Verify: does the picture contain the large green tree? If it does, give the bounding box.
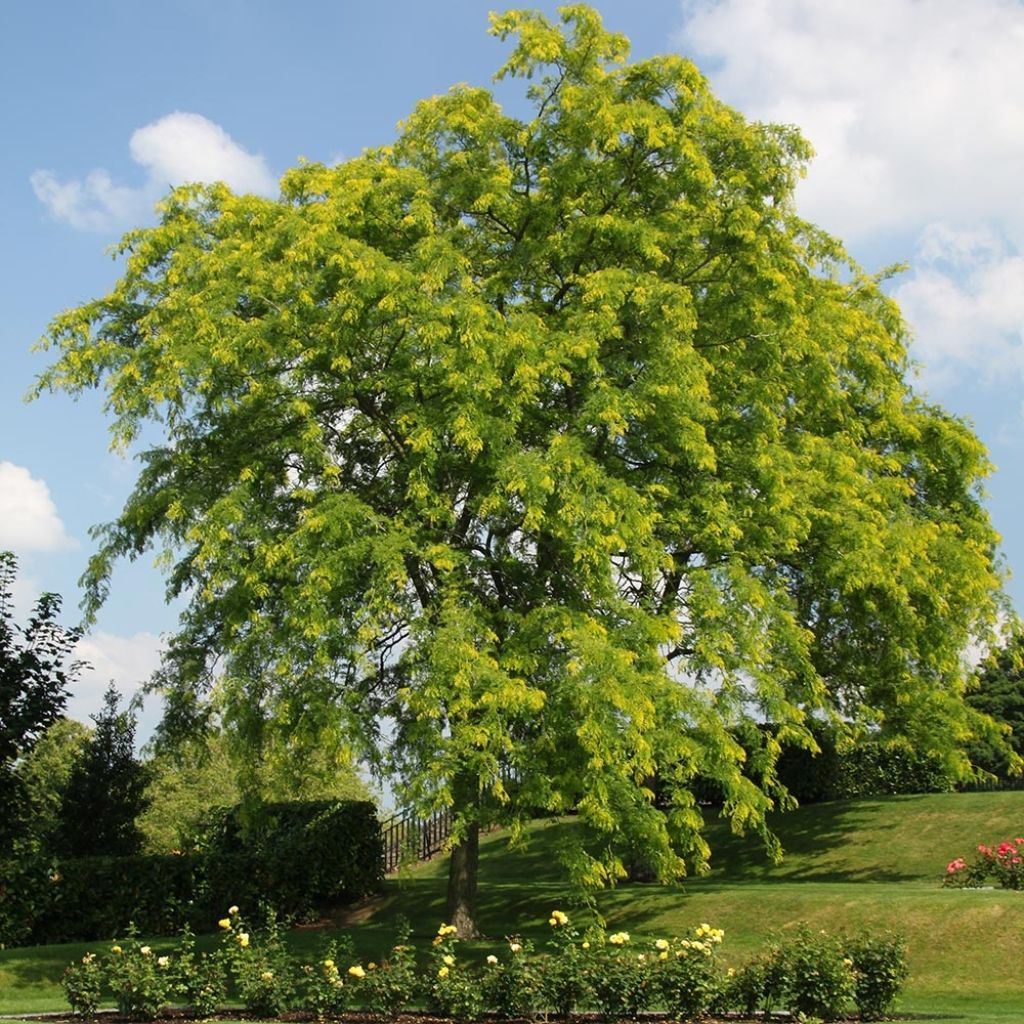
[35,7,1007,935]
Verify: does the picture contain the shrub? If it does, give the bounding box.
[722,950,790,1016]
[480,934,541,1018]
[172,925,227,1018]
[220,907,298,1017]
[426,923,482,1022]
[538,910,591,1017]
[658,925,727,1018]
[588,930,655,1020]
[104,929,174,1021]
[361,918,419,1017]
[62,951,102,1017]
[3,798,383,945]
[846,932,910,1020]
[779,927,855,1021]
[945,837,1024,890]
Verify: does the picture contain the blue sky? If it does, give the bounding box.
[3,0,1023,734]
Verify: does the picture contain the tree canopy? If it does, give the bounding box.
[35,6,1008,933]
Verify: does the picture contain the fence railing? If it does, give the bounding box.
[379,806,454,874]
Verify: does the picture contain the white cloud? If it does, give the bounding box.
[71,630,166,741]
[894,224,1024,388]
[677,0,1024,245]
[0,462,75,553]
[32,112,276,232]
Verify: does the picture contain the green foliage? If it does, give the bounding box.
[34,4,1009,922]
[846,931,910,1020]
[0,551,81,860]
[139,730,372,854]
[170,924,226,1018]
[55,908,908,1022]
[104,928,174,1021]
[51,685,151,859]
[1,799,381,944]
[538,911,590,1016]
[658,925,727,1018]
[14,718,90,856]
[965,632,1024,780]
[773,723,957,804]
[587,931,655,1020]
[61,951,102,1017]
[360,917,419,1017]
[779,927,856,1021]
[426,925,483,1022]
[196,799,383,919]
[480,934,541,1018]
[221,908,297,1018]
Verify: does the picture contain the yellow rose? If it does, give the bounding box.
[228,905,239,915]
[140,946,152,956]
[655,938,670,951]
[348,965,366,979]
[260,970,274,982]
[442,954,455,967]
[509,942,522,953]
[237,933,250,948]
[438,966,449,978]
[487,955,498,964]
[157,956,170,968]
[111,946,122,954]
[323,959,335,969]
[218,918,232,930]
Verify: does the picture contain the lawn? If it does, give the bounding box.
[2,790,1022,1022]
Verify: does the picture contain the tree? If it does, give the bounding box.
[34,6,1008,935]
[0,550,82,859]
[51,684,151,857]
[14,716,91,856]
[965,633,1024,779]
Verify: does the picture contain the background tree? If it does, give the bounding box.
[51,684,151,858]
[34,6,1009,935]
[13,716,91,856]
[0,550,82,860]
[965,633,1024,780]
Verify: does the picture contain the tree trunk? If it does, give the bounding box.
[445,821,480,938]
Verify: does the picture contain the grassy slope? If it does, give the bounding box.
[2,791,1023,1020]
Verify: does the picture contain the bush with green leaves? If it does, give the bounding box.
[220,907,297,1017]
[426,923,482,1022]
[847,931,910,1020]
[722,949,791,1016]
[779,927,856,1021]
[298,933,355,1018]
[481,934,542,1018]
[658,925,727,1018]
[104,929,174,1021]
[587,929,655,1020]
[361,917,421,1017]
[172,924,227,1018]
[538,909,592,1017]
[62,951,103,1017]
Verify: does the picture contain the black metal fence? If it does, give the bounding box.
[379,806,453,874]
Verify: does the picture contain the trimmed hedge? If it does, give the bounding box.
[0,799,382,946]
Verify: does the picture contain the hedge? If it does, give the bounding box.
[0,799,382,946]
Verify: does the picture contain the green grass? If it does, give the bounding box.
[3,791,1023,1022]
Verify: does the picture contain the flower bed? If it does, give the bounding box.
[62,907,908,1023]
